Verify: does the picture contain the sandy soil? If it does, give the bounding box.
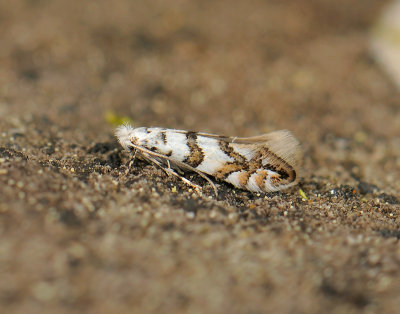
[1,1,400,313]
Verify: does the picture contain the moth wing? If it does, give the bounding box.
[232,130,302,189]
[189,129,302,169]
[168,129,302,180]
[238,130,302,170]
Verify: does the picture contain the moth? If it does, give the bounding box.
[116,124,302,196]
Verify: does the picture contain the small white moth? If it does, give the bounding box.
[116,124,302,195]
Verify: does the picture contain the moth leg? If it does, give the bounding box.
[166,158,217,196]
[168,159,217,196]
[147,157,203,195]
[190,169,218,197]
[126,143,219,197]
[125,149,138,175]
[167,160,185,175]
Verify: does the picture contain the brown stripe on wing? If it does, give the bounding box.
[160,131,167,145]
[183,132,204,168]
[214,163,245,180]
[264,163,290,180]
[269,173,284,187]
[258,147,297,183]
[218,141,247,164]
[253,170,269,188]
[214,158,260,186]
[212,141,250,180]
[237,171,251,187]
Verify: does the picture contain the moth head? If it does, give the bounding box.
[115,124,141,150]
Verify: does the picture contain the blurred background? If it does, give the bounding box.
[1,0,396,137]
